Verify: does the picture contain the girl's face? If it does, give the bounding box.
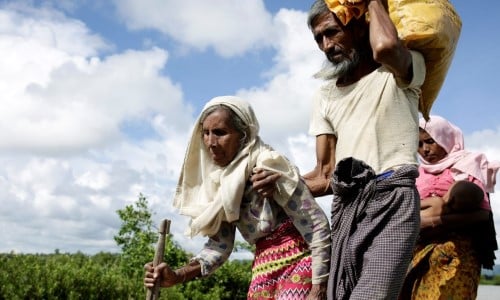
[418,129,448,164]
[202,109,243,167]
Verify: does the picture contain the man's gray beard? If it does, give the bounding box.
[314,52,360,81]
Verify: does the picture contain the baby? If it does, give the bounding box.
[442,180,484,214]
[421,180,484,218]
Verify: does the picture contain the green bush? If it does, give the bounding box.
[0,251,251,299]
[0,194,252,299]
[0,252,140,299]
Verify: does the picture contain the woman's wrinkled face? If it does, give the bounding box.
[202,108,243,167]
[418,129,448,164]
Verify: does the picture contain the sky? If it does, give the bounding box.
[1,0,500,264]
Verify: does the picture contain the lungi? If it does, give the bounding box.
[327,157,420,300]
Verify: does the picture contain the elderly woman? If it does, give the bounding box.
[400,115,499,299]
[144,96,331,299]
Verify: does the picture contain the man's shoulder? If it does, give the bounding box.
[312,80,336,102]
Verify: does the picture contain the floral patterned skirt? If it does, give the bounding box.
[401,237,481,300]
[247,218,312,300]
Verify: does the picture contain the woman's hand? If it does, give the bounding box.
[306,282,327,300]
[144,262,179,288]
[250,168,281,198]
[419,196,446,231]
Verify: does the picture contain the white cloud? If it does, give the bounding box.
[0,44,193,155]
[0,3,192,254]
[113,0,276,57]
[236,9,324,156]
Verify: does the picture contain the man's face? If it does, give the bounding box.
[311,12,359,79]
[312,12,356,65]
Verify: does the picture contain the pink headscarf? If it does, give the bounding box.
[419,115,500,193]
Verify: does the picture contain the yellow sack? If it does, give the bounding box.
[389,0,462,120]
[323,0,462,120]
[324,0,366,26]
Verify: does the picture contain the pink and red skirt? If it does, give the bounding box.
[247,219,312,299]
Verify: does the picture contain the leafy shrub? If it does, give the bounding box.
[0,194,252,299]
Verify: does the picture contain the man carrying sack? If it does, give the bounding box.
[303,1,461,299]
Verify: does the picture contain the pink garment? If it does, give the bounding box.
[417,167,491,210]
[419,115,500,193]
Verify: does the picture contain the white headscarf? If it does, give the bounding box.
[173,96,300,237]
[419,115,500,193]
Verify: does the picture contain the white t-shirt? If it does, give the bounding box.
[309,51,426,174]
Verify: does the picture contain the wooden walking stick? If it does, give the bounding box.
[146,219,171,300]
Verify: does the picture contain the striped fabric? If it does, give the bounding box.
[248,218,312,299]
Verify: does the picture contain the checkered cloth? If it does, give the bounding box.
[327,157,420,300]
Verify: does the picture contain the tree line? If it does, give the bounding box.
[0,194,251,299]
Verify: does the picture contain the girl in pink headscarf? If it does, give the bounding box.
[400,115,500,299]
